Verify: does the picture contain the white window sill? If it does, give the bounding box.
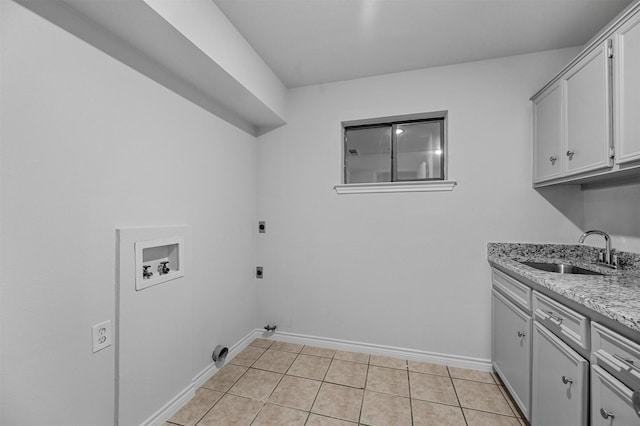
[334,180,457,194]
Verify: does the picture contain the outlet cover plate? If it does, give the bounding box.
[92,320,112,353]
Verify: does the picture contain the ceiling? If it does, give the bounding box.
[214,0,633,88]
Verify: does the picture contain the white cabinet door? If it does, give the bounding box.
[562,41,613,177]
[615,12,640,165]
[533,83,562,183]
[532,322,588,426]
[591,365,640,426]
[492,290,532,420]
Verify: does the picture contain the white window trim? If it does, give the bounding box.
[334,180,457,194]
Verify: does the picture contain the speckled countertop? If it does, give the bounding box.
[488,243,640,333]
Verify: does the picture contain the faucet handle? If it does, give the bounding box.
[611,253,619,267]
[158,261,170,274]
[142,265,153,279]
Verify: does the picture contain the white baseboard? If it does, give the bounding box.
[148,328,492,425]
[262,329,493,371]
[141,383,195,426]
[142,328,259,426]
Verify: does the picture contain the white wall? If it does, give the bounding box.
[583,183,640,252]
[255,47,585,361]
[0,2,257,424]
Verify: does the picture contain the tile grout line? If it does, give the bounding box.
[315,349,354,423]
[273,344,339,424]
[211,342,271,426]
[248,343,305,425]
[449,368,522,422]
[498,383,525,419]
[190,353,264,426]
[357,355,371,425]
[188,392,218,426]
[465,407,525,418]
[447,365,470,426]
[405,361,414,426]
[232,349,265,426]
[305,347,337,424]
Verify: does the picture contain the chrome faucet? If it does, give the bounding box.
[579,230,617,268]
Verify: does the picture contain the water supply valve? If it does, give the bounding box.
[142,265,153,279]
[158,261,170,275]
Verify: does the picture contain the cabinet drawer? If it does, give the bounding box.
[592,364,640,425]
[593,322,640,366]
[533,291,589,351]
[492,268,531,311]
[592,322,640,390]
[532,321,588,426]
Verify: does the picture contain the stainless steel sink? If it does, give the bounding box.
[520,261,603,276]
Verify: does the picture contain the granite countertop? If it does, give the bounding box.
[488,243,640,333]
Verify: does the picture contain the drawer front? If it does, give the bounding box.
[532,322,588,426]
[492,290,532,420]
[492,268,532,311]
[592,322,640,391]
[591,364,640,426]
[592,322,640,369]
[534,290,589,351]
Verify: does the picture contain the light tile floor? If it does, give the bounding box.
[164,338,527,426]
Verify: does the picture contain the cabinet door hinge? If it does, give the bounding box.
[607,40,614,58]
[609,146,615,160]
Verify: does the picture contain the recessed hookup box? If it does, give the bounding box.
[135,236,184,291]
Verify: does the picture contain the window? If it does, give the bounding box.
[343,115,447,185]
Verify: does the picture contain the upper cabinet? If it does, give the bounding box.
[533,83,562,183]
[562,41,613,177]
[531,4,640,187]
[615,12,640,165]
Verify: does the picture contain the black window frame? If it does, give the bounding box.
[343,115,447,184]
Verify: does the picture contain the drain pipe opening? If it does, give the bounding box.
[212,345,229,363]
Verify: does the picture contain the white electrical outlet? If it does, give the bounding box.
[92,320,112,353]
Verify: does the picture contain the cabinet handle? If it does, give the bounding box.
[613,353,635,366]
[546,311,563,324]
[562,375,573,385]
[566,150,575,160]
[517,331,526,338]
[549,156,557,165]
[600,408,615,420]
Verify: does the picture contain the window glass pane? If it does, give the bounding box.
[345,125,392,183]
[396,120,443,181]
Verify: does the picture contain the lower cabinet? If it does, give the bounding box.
[492,268,640,426]
[532,321,589,426]
[492,289,532,420]
[591,365,638,426]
